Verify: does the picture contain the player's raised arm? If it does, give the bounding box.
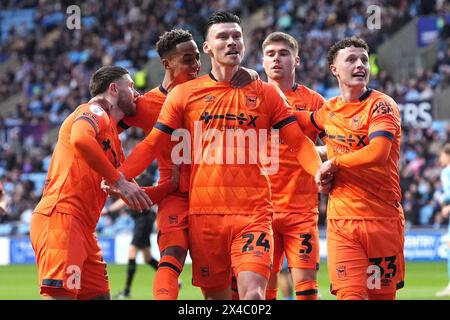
[266,83,322,177]
[332,135,392,169]
[119,125,171,180]
[294,110,323,135]
[294,110,328,161]
[318,96,400,179]
[118,95,160,134]
[314,136,393,193]
[120,84,185,181]
[278,121,322,177]
[294,107,328,142]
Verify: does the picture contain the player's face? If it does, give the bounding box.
[116,74,139,117]
[168,40,201,83]
[203,22,244,67]
[262,41,299,80]
[330,46,369,88]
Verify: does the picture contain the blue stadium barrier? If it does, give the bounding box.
[1,228,448,265]
[4,236,116,265]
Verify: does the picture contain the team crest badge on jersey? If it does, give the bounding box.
[245,95,257,109]
[90,104,104,116]
[350,114,362,129]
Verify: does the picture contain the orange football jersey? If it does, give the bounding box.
[34,101,125,229]
[313,89,402,219]
[157,74,297,215]
[270,84,325,213]
[120,86,190,193]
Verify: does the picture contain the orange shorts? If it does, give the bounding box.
[327,217,405,296]
[157,229,189,253]
[189,213,273,291]
[157,193,189,235]
[30,211,109,299]
[272,212,319,273]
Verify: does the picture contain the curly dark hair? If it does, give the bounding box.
[156,28,194,59]
[327,37,369,67]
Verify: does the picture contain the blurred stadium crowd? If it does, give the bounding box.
[0,0,449,236]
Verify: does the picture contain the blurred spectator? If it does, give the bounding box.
[0,181,9,222]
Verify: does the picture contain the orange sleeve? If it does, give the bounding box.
[119,88,185,180]
[368,96,401,139]
[264,83,295,127]
[334,136,392,169]
[74,103,107,134]
[279,121,322,177]
[118,95,160,135]
[157,85,185,129]
[334,96,400,169]
[319,132,328,144]
[142,180,176,205]
[294,110,310,129]
[311,105,326,131]
[70,118,120,183]
[294,110,318,133]
[119,128,171,180]
[312,93,327,143]
[311,91,326,111]
[263,84,321,176]
[294,110,327,143]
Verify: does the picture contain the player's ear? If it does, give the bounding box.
[108,82,119,96]
[203,41,211,55]
[330,63,338,77]
[295,55,300,67]
[161,58,170,70]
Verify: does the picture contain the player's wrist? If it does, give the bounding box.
[112,171,126,187]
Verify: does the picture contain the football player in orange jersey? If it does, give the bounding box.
[116,11,324,300]
[111,28,257,300]
[313,37,405,300]
[262,32,325,300]
[29,66,173,300]
[115,29,200,300]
